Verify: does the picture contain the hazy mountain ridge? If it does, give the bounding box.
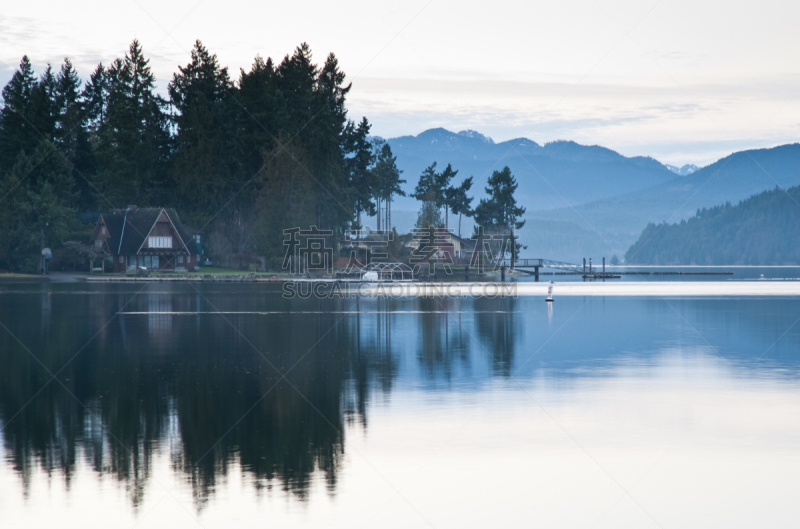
[384,128,677,215]
[531,143,800,261]
[375,128,800,263]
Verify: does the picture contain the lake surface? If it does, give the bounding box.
[1,281,799,528]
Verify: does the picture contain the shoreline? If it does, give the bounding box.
[359,281,800,297]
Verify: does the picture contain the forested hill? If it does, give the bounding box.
[529,142,800,262]
[625,186,800,265]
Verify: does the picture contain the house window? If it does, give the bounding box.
[95,240,102,248]
[119,256,124,263]
[148,236,172,248]
[178,255,183,263]
[101,226,107,235]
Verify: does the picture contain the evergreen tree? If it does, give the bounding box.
[448,176,474,238]
[436,163,458,229]
[253,141,318,268]
[0,56,38,170]
[82,63,107,135]
[0,140,76,271]
[55,58,94,208]
[310,51,351,232]
[412,162,457,227]
[473,166,526,258]
[371,140,405,231]
[236,56,285,178]
[95,40,170,205]
[415,190,443,229]
[412,162,439,202]
[28,63,59,143]
[169,40,237,222]
[345,116,375,228]
[276,43,318,137]
[473,166,526,230]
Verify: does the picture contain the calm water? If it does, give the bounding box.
[1,282,799,528]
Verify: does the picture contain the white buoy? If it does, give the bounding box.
[546,282,554,302]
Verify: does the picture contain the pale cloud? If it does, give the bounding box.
[2,0,799,166]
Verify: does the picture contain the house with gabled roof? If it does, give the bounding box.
[90,206,200,273]
[403,226,477,261]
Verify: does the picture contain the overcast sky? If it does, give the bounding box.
[2,0,799,166]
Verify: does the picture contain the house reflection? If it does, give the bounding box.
[147,294,172,337]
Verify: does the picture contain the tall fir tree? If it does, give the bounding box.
[413,162,439,202]
[448,176,474,238]
[313,52,352,230]
[371,140,405,231]
[82,63,107,135]
[473,166,526,230]
[436,163,458,229]
[473,166,526,258]
[345,116,375,228]
[0,56,38,170]
[95,40,170,205]
[169,40,237,222]
[236,56,285,179]
[28,64,59,143]
[55,58,94,208]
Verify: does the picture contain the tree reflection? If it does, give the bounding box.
[0,287,394,509]
[473,296,521,376]
[415,297,471,380]
[0,286,523,510]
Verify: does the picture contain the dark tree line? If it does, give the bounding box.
[625,185,800,265]
[0,39,403,271]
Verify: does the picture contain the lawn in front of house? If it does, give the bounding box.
[179,267,281,275]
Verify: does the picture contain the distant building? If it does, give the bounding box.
[90,206,200,272]
[404,226,476,261]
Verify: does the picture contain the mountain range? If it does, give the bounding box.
[538,143,800,259]
[664,163,699,176]
[372,128,800,262]
[383,128,677,213]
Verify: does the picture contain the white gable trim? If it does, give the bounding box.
[134,209,190,254]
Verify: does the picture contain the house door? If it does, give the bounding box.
[141,256,160,269]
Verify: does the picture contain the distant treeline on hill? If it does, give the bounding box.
[625,186,800,265]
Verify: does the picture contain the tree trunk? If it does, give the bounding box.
[459,213,462,239]
[376,198,381,231]
[387,195,392,232]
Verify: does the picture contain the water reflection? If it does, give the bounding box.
[0,287,360,509]
[0,284,799,514]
